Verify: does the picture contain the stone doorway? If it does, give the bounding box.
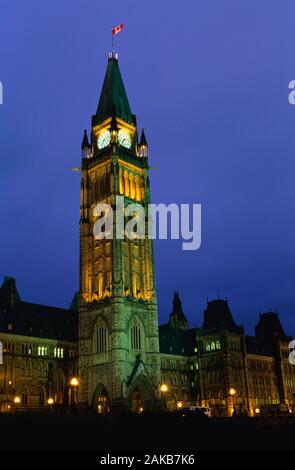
[92,384,111,414]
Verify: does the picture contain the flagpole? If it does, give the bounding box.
[112,32,114,56]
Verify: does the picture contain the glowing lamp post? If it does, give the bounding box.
[70,377,79,405]
[160,384,168,411]
[47,397,54,414]
[229,388,236,415]
[14,396,20,411]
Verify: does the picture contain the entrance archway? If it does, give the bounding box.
[131,387,143,413]
[92,384,111,414]
[129,374,155,413]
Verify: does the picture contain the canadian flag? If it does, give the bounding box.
[112,24,124,36]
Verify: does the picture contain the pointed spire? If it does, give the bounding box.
[139,128,148,146]
[0,276,21,308]
[94,55,132,125]
[138,128,148,157]
[169,291,189,331]
[81,129,90,150]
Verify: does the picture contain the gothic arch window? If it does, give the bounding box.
[20,360,26,377]
[39,388,45,406]
[22,388,28,405]
[124,171,130,197]
[100,176,105,199]
[25,362,31,377]
[205,342,211,352]
[95,176,100,201]
[42,362,48,378]
[130,318,143,351]
[216,340,221,350]
[93,317,109,353]
[211,341,216,351]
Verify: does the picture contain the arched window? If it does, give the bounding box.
[22,390,28,405]
[216,340,221,350]
[93,318,109,353]
[42,363,48,378]
[211,341,216,351]
[39,389,45,406]
[130,320,142,351]
[205,342,211,352]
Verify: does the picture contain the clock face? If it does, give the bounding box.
[118,129,132,149]
[97,130,111,149]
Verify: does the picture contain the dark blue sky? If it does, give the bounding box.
[1,0,295,335]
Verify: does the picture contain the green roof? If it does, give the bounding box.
[95,55,132,124]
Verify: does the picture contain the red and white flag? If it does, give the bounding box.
[112,24,124,36]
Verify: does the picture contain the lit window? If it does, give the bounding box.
[216,340,221,350]
[7,323,13,331]
[61,348,64,358]
[211,341,215,351]
[194,347,198,353]
[54,347,57,357]
[38,347,41,356]
[205,343,211,352]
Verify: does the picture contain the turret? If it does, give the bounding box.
[138,128,148,157]
[169,291,189,331]
[81,129,91,158]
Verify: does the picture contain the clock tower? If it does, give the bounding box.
[78,52,161,412]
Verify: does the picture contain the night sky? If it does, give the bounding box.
[1,1,295,336]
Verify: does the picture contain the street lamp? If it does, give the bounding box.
[229,388,236,415]
[254,407,260,415]
[47,397,54,414]
[70,377,79,387]
[14,396,20,411]
[177,401,183,409]
[160,384,168,410]
[70,377,79,405]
